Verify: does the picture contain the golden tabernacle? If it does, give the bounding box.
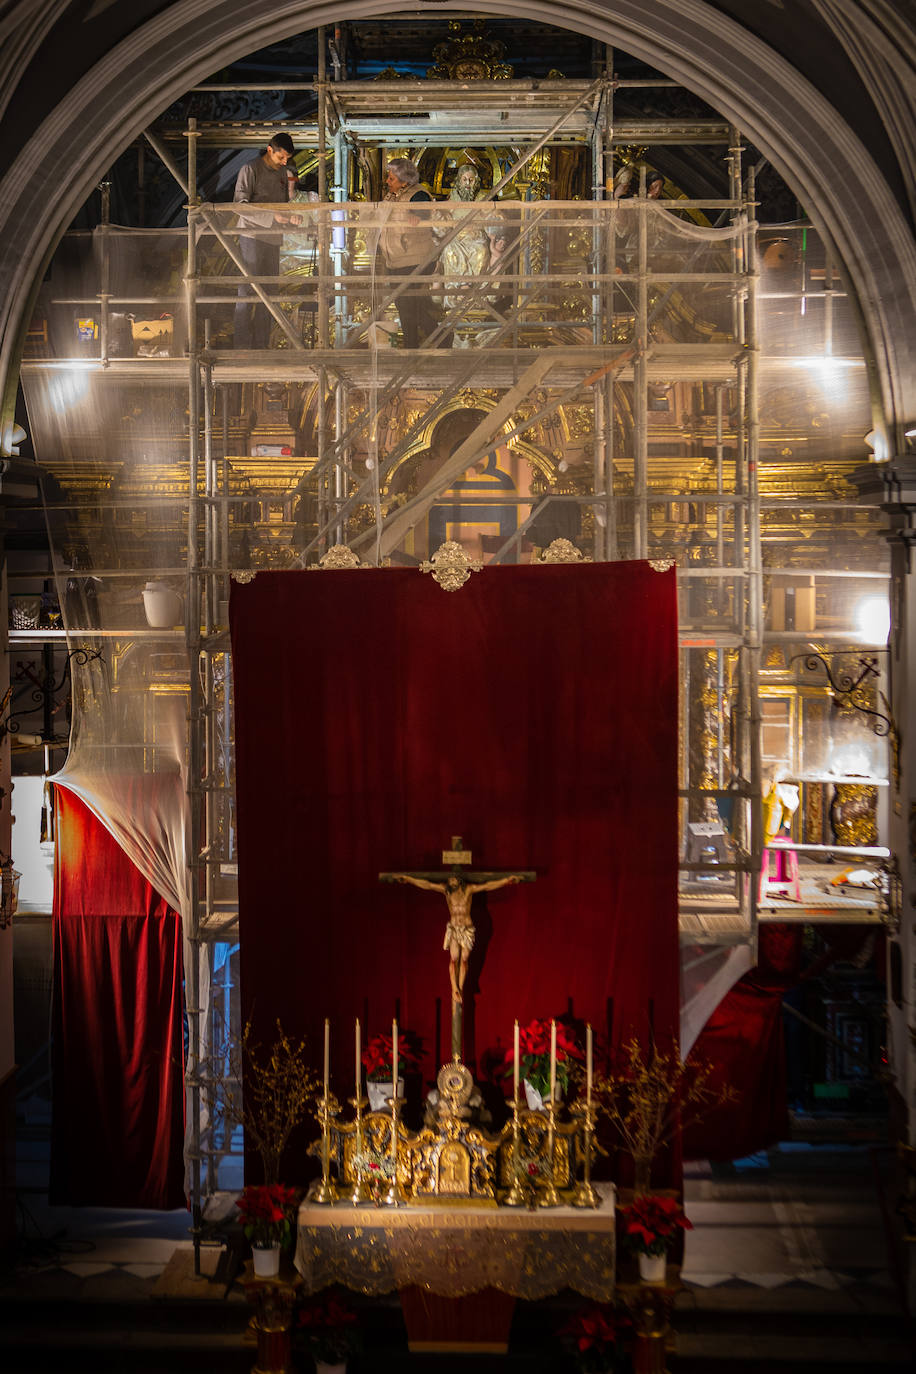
[307,1055,602,1209]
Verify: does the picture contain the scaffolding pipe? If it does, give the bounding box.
[334,377,347,543]
[317,365,328,554]
[332,127,347,346]
[634,168,649,559]
[202,335,216,634]
[746,165,764,967]
[98,180,111,367]
[220,384,230,602]
[317,27,331,348]
[184,114,204,1276]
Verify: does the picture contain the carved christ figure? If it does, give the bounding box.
[383,870,524,1004]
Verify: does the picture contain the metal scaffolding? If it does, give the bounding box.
[18,56,888,1261]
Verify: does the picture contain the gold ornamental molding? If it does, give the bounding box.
[539,539,591,564]
[426,20,514,81]
[313,544,366,570]
[421,540,483,591]
[230,569,258,584]
[649,558,676,571]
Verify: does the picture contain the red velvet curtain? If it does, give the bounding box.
[231,562,679,1172]
[682,981,789,1161]
[683,923,889,1161]
[50,786,185,1208]
[682,924,804,1160]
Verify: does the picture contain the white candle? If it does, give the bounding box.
[549,1019,557,1103]
[355,1017,361,1097]
[513,1019,520,1102]
[586,1023,593,1105]
[391,1018,398,1101]
[323,1017,330,1097]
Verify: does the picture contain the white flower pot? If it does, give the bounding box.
[523,1079,562,1111]
[367,1077,404,1111]
[638,1251,667,1284]
[142,581,183,629]
[251,1243,280,1277]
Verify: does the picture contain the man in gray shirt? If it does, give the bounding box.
[233,133,300,349]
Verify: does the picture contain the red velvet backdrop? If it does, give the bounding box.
[231,562,679,1172]
[50,786,185,1208]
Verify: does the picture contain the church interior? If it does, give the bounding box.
[0,4,914,1370]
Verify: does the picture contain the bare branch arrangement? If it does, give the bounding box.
[593,1037,736,1191]
[203,1019,320,1184]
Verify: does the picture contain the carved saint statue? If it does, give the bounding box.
[438,163,492,314]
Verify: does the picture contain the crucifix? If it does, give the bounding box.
[380,836,536,1059]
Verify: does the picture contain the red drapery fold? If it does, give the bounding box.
[231,562,680,1178]
[682,926,806,1161]
[683,979,790,1161]
[50,786,185,1209]
[683,923,888,1162]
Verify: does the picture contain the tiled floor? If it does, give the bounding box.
[679,1141,902,1314]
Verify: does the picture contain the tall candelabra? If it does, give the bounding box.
[308,1092,339,1204]
[382,1091,407,1206]
[349,1091,374,1204]
[536,1096,561,1208]
[571,1100,600,1208]
[502,1089,527,1207]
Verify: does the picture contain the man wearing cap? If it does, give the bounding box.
[233,133,301,349]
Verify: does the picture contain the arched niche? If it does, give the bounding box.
[0,0,913,443]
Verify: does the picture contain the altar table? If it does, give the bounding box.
[295,1184,616,1352]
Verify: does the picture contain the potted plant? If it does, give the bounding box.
[296,1291,362,1374]
[619,1192,692,1283]
[236,1181,298,1277]
[362,1029,422,1111]
[504,1017,584,1109]
[558,1301,632,1372]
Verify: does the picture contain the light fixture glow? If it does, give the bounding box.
[854,595,890,644]
[49,366,92,412]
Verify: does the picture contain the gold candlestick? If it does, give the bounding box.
[308,1091,340,1204]
[381,1092,407,1206]
[536,1097,560,1207]
[503,1089,527,1207]
[348,1093,373,1204]
[571,1100,600,1208]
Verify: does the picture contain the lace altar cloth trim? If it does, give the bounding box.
[294,1186,616,1299]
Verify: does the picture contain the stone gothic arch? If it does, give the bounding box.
[0,1,913,446]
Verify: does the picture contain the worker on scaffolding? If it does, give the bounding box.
[233,132,302,349]
[378,158,446,349]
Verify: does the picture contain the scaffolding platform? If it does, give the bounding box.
[22,343,746,388]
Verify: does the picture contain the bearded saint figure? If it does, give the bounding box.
[438,162,492,316]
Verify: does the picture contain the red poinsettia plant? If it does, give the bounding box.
[235,1182,298,1249]
[361,1029,423,1082]
[619,1193,692,1258]
[503,1018,584,1098]
[296,1291,362,1364]
[559,1302,633,1373]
